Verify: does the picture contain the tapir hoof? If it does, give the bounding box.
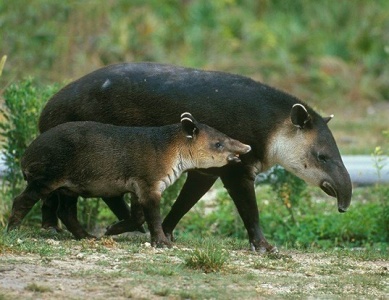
[250,240,278,255]
[105,219,146,236]
[6,222,18,232]
[151,237,173,248]
[74,233,97,240]
[41,225,63,234]
[164,231,175,242]
[6,216,22,232]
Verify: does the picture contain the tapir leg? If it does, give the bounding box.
[141,191,171,248]
[56,194,96,240]
[7,184,42,231]
[103,195,146,235]
[41,193,62,232]
[220,167,277,253]
[162,171,218,241]
[41,194,136,234]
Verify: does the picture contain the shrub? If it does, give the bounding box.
[0,79,60,227]
[0,78,60,197]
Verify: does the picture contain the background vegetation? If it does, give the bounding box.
[0,1,388,250]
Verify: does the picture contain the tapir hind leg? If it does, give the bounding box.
[103,195,145,235]
[162,171,218,241]
[7,184,43,231]
[220,165,277,253]
[41,193,62,232]
[56,194,96,240]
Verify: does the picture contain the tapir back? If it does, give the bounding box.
[39,63,292,160]
[23,122,180,188]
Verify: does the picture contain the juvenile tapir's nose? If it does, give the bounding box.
[233,143,251,155]
[227,144,251,163]
[240,145,251,154]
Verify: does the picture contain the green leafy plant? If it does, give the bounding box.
[371,131,389,243]
[0,78,60,197]
[260,166,310,226]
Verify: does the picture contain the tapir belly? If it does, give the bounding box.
[58,178,139,199]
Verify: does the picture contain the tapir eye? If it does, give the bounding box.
[215,142,223,149]
[318,154,328,163]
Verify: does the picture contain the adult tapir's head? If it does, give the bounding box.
[179,112,251,169]
[267,103,352,213]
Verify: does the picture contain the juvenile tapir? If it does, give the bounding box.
[7,113,251,246]
[37,62,352,252]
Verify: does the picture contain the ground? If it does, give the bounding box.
[0,233,388,299]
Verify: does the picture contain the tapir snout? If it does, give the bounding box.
[226,141,251,163]
[319,159,352,212]
[189,117,251,169]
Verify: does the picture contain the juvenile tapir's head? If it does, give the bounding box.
[267,104,352,212]
[180,112,251,169]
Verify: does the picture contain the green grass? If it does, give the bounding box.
[185,244,229,273]
[25,283,52,293]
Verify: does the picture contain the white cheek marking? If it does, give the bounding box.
[266,129,327,187]
[102,79,111,89]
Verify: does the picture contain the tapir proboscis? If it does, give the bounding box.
[35,62,351,252]
[7,113,251,246]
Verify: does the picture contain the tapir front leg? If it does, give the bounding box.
[141,191,171,248]
[162,171,218,241]
[220,166,278,253]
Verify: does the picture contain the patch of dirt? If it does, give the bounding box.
[0,240,388,299]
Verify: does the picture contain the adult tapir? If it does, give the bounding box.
[38,62,352,253]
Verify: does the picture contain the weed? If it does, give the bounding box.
[371,131,389,242]
[144,264,178,276]
[25,282,52,293]
[153,287,171,297]
[0,55,6,77]
[185,244,229,273]
[253,255,300,272]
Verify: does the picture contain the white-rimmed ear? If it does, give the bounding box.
[323,114,334,124]
[180,112,199,138]
[291,103,311,129]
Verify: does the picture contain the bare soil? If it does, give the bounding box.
[0,235,388,300]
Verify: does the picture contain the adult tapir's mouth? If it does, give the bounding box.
[227,154,242,163]
[321,181,337,198]
[320,180,349,213]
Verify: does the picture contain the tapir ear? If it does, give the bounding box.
[181,112,199,139]
[291,103,311,129]
[323,114,334,124]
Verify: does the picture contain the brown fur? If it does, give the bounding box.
[7,114,250,247]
